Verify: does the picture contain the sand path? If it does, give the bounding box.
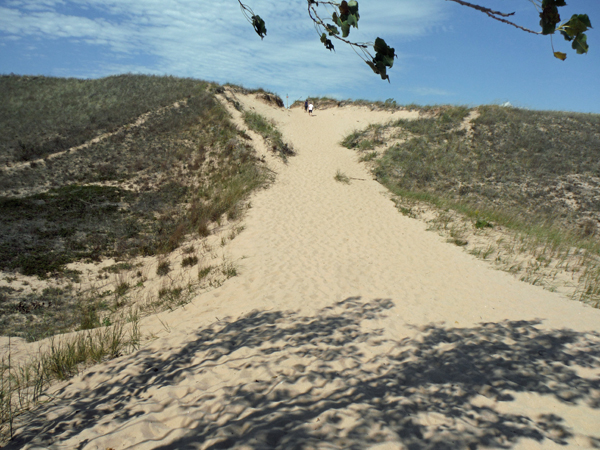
[9,94,600,449]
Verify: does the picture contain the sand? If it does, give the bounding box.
[6,92,600,449]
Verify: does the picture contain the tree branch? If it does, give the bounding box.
[446,0,540,35]
[307,1,370,51]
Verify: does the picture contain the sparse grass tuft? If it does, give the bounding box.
[198,266,213,280]
[221,261,238,278]
[182,255,199,267]
[156,261,171,276]
[334,170,351,184]
[0,317,139,437]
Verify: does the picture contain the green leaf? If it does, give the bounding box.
[348,1,359,15]
[325,24,339,36]
[553,51,567,60]
[572,33,589,54]
[369,37,396,82]
[332,12,342,28]
[559,14,591,54]
[560,29,573,41]
[252,15,267,39]
[341,22,350,38]
[346,13,359,28]
[374,37,396,61]
[562,14,592,37]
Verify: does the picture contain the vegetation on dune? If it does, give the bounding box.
[343,104,600,306]
[0,75,272,437]
[242,110,294,160]
[0,75,269,340]
[0,74,210,163]
[374,105,600,229]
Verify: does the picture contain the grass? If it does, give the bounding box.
[0,75,276,438]
[198,265,213,280]
[291,96,422,112]
[182,255,199,267]
[0,75,270,341]
[0,74,210,163]
[334,170,351,184]
[242,110,294,160]
[156,261,171,276]
[342,103,600,306]
[0,317,140,439]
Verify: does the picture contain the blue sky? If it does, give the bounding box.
[1,0,598,112]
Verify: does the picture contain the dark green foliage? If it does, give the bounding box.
[559,14,592,54]
[252,15,267,39]
[0,185,132,277]
[367,38,396,82]
[539,0,565,35]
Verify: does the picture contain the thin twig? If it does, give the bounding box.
[446,0,540,35]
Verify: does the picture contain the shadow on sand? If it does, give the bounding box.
[8,297,600,449]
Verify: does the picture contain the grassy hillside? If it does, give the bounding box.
[343,104,600,306]
[0,74,209,163]
[0,75,270,340]
[0,76,285,433]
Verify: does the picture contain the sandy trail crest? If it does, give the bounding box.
[8,93,600,449]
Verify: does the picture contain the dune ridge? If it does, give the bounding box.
[7,91,600,449]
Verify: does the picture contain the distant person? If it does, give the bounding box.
[304,100,308,113]
[308,103,314,115]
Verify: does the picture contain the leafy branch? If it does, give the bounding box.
[306,1,396,82]
[447,0,592,60]
[237,0,592,81]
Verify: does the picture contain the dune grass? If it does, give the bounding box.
[0,74,212,164]
[0,75,269,340]
[0,316,140,440]
[0,74,273,439]
[242,110,294,160]
[343,104,600,306]
[334,170,351,184]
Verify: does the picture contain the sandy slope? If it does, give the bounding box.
[8,93,600,449]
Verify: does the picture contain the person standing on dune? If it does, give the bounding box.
[308,102,314,116]
[304,99,308,113]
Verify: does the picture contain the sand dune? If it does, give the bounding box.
[8,92,600,449]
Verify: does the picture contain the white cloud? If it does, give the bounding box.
[0,0,449,100]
